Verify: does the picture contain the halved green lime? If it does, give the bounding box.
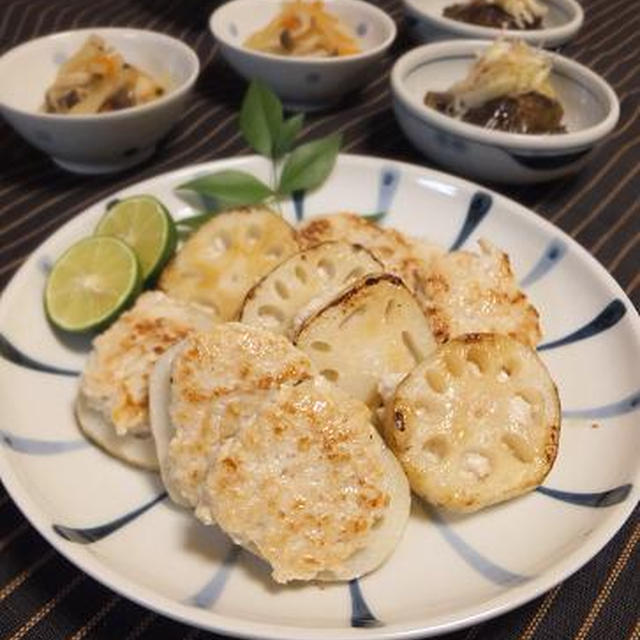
[95,195,176,284]
[45,236,142,333]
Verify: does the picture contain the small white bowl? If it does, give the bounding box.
[403,0,584,48]
[0,28,200,174]
[391,40,619,184]
[209,0,396,111]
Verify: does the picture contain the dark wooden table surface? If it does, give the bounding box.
[0,0,638,638]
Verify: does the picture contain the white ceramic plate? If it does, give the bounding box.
[0,154,638,640]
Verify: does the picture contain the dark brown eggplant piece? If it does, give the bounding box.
[443,1,542,29]
[425,91,566,134]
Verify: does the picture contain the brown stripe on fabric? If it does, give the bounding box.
[629,618,640,640]
[548,113,640,224]
[7,574,85,640]
[569,0,637,50]
[0,549,56,603]
[569,166,640,238]
[0,185,88,253]
[626,271,640,299]
[71,0,139,29]
[606,231,639,273]
[0,522,30,554]
[463,623,484,640]
[68,594,121,640]
[571,13,640,65]
[586,25,640,70]
[612,66,640,92]
[181,628,201,640]
[590,200,640,255]
[123,611,158,640]
[517,102,639,219]
[519,585,563,640]
[573,522,640,640]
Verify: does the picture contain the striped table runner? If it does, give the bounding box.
[0,0,638,638]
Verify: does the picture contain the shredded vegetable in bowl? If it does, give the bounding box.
[43,35,168,115]
[447,39,555,111]
[244,1,361,57]
[424,40,565,134]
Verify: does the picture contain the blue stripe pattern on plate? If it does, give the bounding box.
[0,334,80,376]
[376,167,401,216]
[188,545,241,608]
[449,192,492,251]
[519,240,568,288]
[536,484,632,507]
[427,506,528,585]
[538,299,626,351]
[562,390,640,419]
[53,492,167,543]
[349,579,382,627]
[292,190,305,222]
[0,430,89,454]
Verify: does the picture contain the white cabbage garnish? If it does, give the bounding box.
[448,39,556,112]
[490,0,547,29]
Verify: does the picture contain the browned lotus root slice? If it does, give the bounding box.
[240,241,382,338]
[159,207,299,319]
[384,333,560,512]
[295,273,437,409]
[412,240,541,347]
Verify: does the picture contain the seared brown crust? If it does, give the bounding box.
[413,241,542,347]
[384,333,560,512]
[294,272,408,338]
[240,241,383,310]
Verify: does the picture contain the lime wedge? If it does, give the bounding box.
[45,236,142,333]
[95,195,176,283]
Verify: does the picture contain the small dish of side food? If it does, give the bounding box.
[42,34,168,115]
[391,39,619,183]
[0,28,199,173]
[209,0,396,110]
[402,0,583,48]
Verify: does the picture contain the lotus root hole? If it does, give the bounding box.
[466,347,489,374]
[266,245,284,259]
[246,224,262,243]
[422,436,449,462]
[320,369,339,382]
[339,305,367,328]
[384,298,396,320]
[425,369,447,394]
[317,258,336,279]
[310,341,331,352]
[444,352,465,377]
[518,388,541,406]
[402,331,423,365]
[502,433,534,463]
[294,266,308,284]
[344,267,365,282]
[462,451,492,479]
[212,231,231,254]
[257,305,285,326]
[274,280,290,300]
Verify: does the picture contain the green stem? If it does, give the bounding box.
[271,157,283,215]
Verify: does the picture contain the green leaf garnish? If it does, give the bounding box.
[361,211,387,222]
[176,81,341,231]
[239,81,283,158]
[177,170,274,209]
[277,133,341,195]
[175,211,217,231]
[274,114,304,159]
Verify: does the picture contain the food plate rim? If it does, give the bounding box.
[0,153,638,640]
